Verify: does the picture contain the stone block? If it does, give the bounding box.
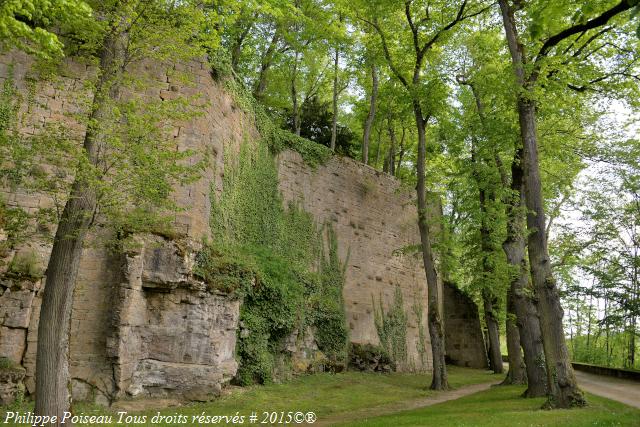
[0,326,26,363]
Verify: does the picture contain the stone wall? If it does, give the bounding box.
[106,234,240,401]
[443,282,488,369]
[277,151,432,371]
[0,50,487,405]
[0,51,252,404]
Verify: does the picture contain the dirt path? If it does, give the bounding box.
[311,381,500,426]
[575,370,640,409]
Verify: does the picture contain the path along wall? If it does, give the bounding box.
[0,51,485,405]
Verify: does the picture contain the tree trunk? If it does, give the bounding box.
[230,16,254,74]
[35,28,127,424]
[518,98,584,407]
[396,127,406,176]
[386,117,396,176]
[291,50,301,136]
[483,289,504,374]
[476,164,503,374]
[499,0,583,407]
[374,127,382,168]
[414,102,448,390]
[502,288,527,385]
[470,131,502,375]
[253,29,280,100]
[502,148,547,397]
[362,64,378,164]
[330,47,339,151]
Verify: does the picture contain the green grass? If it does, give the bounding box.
[338,385,640,427]
[4,367,639,426]
[1,367,494,426]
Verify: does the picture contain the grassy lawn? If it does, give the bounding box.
[338,385,640,427]
[2,366,494,426]
[4,367,639,426]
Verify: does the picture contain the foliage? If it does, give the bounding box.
[373,286,408,369]
[7,249,42,279]
[208,138,347,385]
[286,96,357,157]
[0,0,93,59]
[222,77,332,168]
[348,343,395,373]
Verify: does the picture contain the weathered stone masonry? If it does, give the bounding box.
[277,151,433,371]
[0,51,486,405]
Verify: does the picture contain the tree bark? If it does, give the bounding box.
[483,289,504,374]
[386,117,396,176]
[502,288,527,385]
[35,27,127,424]
[519,83,584,409]
[414,103,448,390]
[499,0,584,407]
[362,64,378,164]
[502,148,547,397]
[330,47,339,151]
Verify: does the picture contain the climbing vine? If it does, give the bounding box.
[197,139,347,385]
[373,286,408,370]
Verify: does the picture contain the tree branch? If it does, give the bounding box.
[531,1,634,82]
[359,16,410,88]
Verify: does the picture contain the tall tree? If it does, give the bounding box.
[497,0,638,407]
[32,1,222,422]
[356,0,491,390]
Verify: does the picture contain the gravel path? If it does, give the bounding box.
[575,370,640,409]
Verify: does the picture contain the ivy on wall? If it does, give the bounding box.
[373,286,408,370]
[197,139,348,385]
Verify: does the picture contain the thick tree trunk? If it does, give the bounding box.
[35,28,126,424]
[502,149,547,397]
[518,99,584,407]
[502,288,527,385]
[499,0,583,407]
[362,64,378,164]
[414,103,448,390]
[330,47,339,151]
